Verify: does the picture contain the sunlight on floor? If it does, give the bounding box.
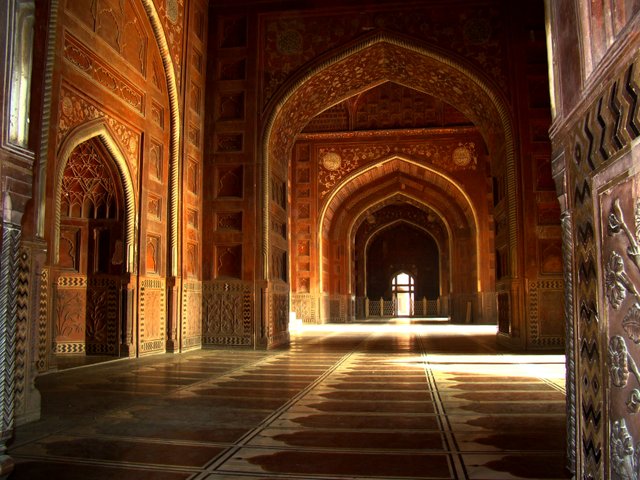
[289,320,499,335]
[291,321,566,386]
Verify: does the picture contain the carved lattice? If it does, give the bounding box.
[60,141,117,220]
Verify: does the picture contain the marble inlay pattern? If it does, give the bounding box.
[9,324,568,479]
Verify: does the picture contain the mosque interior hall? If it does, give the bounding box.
[0,0,638,478]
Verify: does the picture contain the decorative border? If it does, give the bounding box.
[527,279,565,348]
[54,342,84,354]
[63,32,144,114]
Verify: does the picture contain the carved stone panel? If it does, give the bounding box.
[53,276,118,355]
[267,285,289,347]
[599,173,640,480]
[53,277,86,353]
[202,281,252,346]
[65,0,147,74]
[216,166,243,198]
[63,32,144,114]
[527,280,564,348]
[139,278,165,355]
[291,293,317,323]
[182,281,202,351]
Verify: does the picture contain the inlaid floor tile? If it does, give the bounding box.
[10,324,568,480]
[10,460,192,480]
[462,453,571,479]
[219,447,454,478]
[271,412,442,430]
[247,427,447,450]
[11,434,224,467]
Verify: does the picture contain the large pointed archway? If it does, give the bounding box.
[263,31,517,272]
[262,32,519,339]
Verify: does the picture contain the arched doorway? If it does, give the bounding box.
[391,272,415,316]
[364,221,441,318]
[50,127,136,365]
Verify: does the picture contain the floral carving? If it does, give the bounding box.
[610,335,640,417]
[624,304,640,344]
[611,335,631,388]
[611,418,639,480]
[59,87,140,180]
[609,198,640,270]
[606,251,630,309]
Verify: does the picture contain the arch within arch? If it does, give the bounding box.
[362,219,446,300]
[320,156,479,292]
[54,121,136,272]
[264,32,518,280]
[350,199,453,294]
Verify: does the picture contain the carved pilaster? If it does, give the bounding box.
[561,209,576,474]
[0,223,19,478]
[14,239,45,426]
[165,276,180,353]
[120,273,136,357]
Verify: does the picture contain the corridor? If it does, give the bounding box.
[9,323,569,479]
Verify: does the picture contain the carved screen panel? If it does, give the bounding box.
[60,141,117,221]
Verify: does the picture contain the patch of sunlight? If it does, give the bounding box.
[426,354,566,381]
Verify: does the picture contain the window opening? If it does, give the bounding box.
[392,272,414,316]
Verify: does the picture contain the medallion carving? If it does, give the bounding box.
[317,141,478,200]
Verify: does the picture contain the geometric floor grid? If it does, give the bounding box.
[9,322,570,479]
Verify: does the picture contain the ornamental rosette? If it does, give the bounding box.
[611,419,638,480]
[610,335,630,388]
[623,303,640,344]
[606,251,628,309]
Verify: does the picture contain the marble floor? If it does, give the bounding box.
[9,322,570,479]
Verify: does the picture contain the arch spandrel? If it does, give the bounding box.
[266,35,509,169]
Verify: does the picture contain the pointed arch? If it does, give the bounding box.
[362,219,446,300]
[318,155,479,292]
[54,120,136,272]
[349,195,453,295]
[263,31,518,280]
[139,0,180,276]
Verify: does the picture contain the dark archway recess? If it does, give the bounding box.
[53,138,125,358]
[365,223,439,301]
